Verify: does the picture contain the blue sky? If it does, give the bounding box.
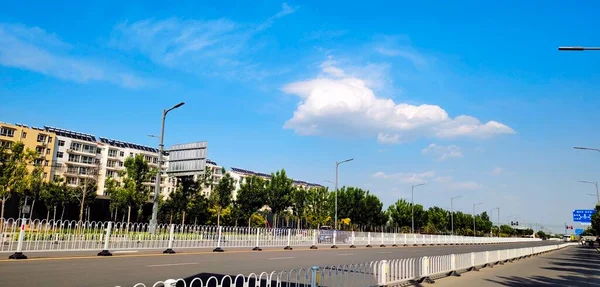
[1,1,600,233]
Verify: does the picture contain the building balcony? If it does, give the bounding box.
[105,165,121,170]
[65,160,98,168]
[67,148,98,156]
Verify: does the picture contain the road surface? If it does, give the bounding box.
[435,245,600,286]
[0,241,560,287]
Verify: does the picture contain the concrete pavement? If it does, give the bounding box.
[435,245,600,286]
[0,241,559,287]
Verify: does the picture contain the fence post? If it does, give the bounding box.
[422,234,426,246]
[163,224,176,254]
[469,252,479,271]
[213,226,224,252]
[404,234,408,246]
[413,234,417,246]
[284,229,292,250]
[450,254,459,276]
[393,233,397,247]
[350,231,356,248]
[377,260,389,285]
[253,228,262,251]
[380,231,386,247]
[310,266,320,287]
[97,222,112,256]
[485,251,491,267]
[366,232,372,248]
[331,230,338,249]
[310,229,318,249]
[9,219,27,259]
[420,256,434,283]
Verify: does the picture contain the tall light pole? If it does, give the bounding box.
[559,46,600,51]
[450,196,462,235]
[149,102,185,231]
[411,183,426,233]
[335,158,353,230]
[472,202,483,236]
[491,207,500,237]
[578,180,600,204]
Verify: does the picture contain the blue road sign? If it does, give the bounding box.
[575,228,584,236]
[573,210,595,223]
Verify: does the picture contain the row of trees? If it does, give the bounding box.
[0,142,97,223]
[2,143,517,236]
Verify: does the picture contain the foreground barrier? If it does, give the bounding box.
[134,243,576,287]
[0,218,539,258]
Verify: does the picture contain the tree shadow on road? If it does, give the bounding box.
[484,247,600,287]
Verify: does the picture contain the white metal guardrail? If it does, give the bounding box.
[134,243,577,287]
[0,218,539,257]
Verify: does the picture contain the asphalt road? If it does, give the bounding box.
[0,241,562,287]
[435,245,600,286]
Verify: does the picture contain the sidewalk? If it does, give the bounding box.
[435,246,600,286]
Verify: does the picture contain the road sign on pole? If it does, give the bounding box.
[575,228,584,236]
[573,210,595,223]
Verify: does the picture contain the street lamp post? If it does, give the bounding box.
[559,47,600,51]
[472,202,483,236]
[149,102,185,232]
[335,158,353,230]
[450,196,462,235]
[491,207,500,237]
[411,183,426,233]
[578,180,600,204]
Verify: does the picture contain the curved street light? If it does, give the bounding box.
[411,183,426,233]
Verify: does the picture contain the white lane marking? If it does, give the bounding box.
[268,257,296,260]
[337,253,354,256]
[148,262,199,267]
[113,250,139,254]
[379,251,392,254]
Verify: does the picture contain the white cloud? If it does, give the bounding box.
[111,3,296,80]
[0,23,149,88]
[282,60,515,142]
[434,176,483,190]
[373,171,435,184]
[372,35,429,70]
[377,133,401,144]
[422,143,463,160]
[490,167,504,175]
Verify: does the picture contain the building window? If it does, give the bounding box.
[70,142,82,151]
[48,136,52,143]
[108,149,118,157]
[81,156,94,164]
[129,152,133,157]
[107,160,116,168]
[37,134,46,143]
[153,157,158,164]
[21,131,27,138]
[33,159,43,166]
[35,147,44,154]
[68,154,80,163]
[106,170,117,178]
[58,140,65,147]
[118,161,123,167]
[57,152,64,158]
[0,127,15,137]
[53,175,60,181]
[0,141,11,148]
[67,166,79,174]
[82,144,95,154]
[46,149,51,155]
[44,160,49,166]
[119,151,124,157]
[43,172,47,178]
[66,177,77,185]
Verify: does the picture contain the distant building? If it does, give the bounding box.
[228,167,324,200]
[0,122,57,182]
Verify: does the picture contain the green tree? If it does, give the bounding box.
[121,154,153,222]
[291,187,308,229]
[536,230,547,239]
[266,169,293,229]
[73,178,97,222]
[210,173,234,227]
[388,199,412,229]
[591,204,600,235]
[236,175,267,227]
[25,165,45,220]
[0,142,33,221]
[360,193,388,229]
[426,206,448,233]
[305,187,331,228]
[105,177,127,221]
[40,177,67,222]
[334,187,367,227]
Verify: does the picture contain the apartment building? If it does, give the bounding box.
[228,167,324,200]
[198,159,224,197]
[46,127,103,190]
[0,122,57,181]
[98,137,176,199]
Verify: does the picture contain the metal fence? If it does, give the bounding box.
[134,243,577,287]
[0,218,540,256]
